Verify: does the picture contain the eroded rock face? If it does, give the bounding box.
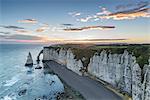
[142,60,150,100]
[43,47,83,75]
[88,50,150,100]
[43,47,51,61]
[88,50,133,91]
[42,47,150,100]
[58,48,67,64]
[66,49,83,75]
[132,63,142,100]
[25,52,33,66]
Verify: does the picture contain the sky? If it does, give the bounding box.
[0,0,150,44]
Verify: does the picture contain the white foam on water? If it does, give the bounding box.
[3,75,20,87]
[0,94,16,100]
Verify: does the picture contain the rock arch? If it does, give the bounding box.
[37,49,43,64]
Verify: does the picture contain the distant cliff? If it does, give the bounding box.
[42,46,150,100]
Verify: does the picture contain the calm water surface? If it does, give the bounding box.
[0,44,64,100]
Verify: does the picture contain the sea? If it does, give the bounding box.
[0,44,64,100]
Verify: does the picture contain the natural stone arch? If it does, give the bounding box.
[37,49,43,64]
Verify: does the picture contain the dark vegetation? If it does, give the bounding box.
[48,44,150,69]
[71,48,97,68]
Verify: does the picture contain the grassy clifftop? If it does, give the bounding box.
[49,44,150,68]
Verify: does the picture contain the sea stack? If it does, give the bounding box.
[25,52,33,66]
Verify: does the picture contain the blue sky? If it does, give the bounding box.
[0,0,150,43]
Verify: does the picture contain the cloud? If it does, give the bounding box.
[77,7,111,22]
[18,19,50,32]
[0,25,24,29]
[77,16,93,22]
[116,4,134,10]
[18,19,38,24]
[14,29,31,33]
[6,34,42,40]
[63,25,115,32]
[61,23,74,26]
[76,1,150,22]
[36,23,50,32]
[0,25,32,34]
[0,35,6,38]
[68,12,81,17]
[100,4,150,20]
[97,7,111,15]
[114,1,148,11]
[0,31,10,34]
[67,38,127,42]
[0,34,44,40]
[76,38,127,41]
[51,27,64,32]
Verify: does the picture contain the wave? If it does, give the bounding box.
[3,75,20,87]
[0,94,16,100]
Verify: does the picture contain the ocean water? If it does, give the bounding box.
[0,44,64,100]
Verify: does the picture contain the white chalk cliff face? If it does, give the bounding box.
[42,47,150,100]
[43,48,83,75]
[88,50,133,93]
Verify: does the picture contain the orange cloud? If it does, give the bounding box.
[77,2,150,22]
[36,24,50,32]
[100,8,150,20]
[15,29,31,33]
[18,19,38,24]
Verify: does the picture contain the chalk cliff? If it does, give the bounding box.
[42,47,150,100]
[43,48,83,75]
[25,52,33,66]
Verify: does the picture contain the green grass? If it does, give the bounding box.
[91,45,128,49]
[126,45,150,68]
[71,48,97,68]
